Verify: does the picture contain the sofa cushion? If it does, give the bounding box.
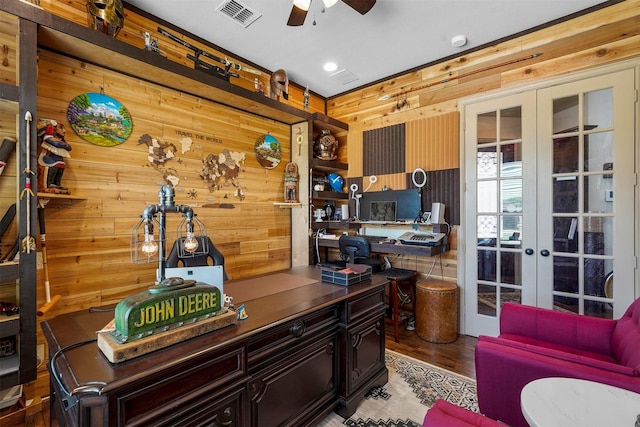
[611,299,640,374]
[499,302,616,356]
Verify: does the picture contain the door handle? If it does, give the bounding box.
[525,248,534,255]
[540,249,550,257]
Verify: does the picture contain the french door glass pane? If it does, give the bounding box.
[553,95,578,132]
[584,88,612,128]
[501,286,521,306]
[553,217,578,253]
[588,216,613,257]
[553,255,578,294]
[477,181,497,212]
[478,147,497,178]
[500,143,522,176]
[477,111,497,144]
[554,295,579,314]
[553,177,578,213]
[500,106,522,140]
[501,179,522,213]
[553,135,578,173]
[478,215,497,246]
[584,257,605,297]
[478,284,497,316]
[478,251,497,282]
[584,175,613,214]
[501,252,521,285]
[584,131,613,172]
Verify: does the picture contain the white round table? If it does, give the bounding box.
[521,377,640,427]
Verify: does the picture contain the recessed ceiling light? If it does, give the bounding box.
[324,62,338,72]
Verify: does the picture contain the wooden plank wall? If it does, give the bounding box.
[36,48,293,312]
[328,0,640,283]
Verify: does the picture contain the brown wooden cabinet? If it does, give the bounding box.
[42,267,388,426]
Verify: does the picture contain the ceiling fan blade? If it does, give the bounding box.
[287,5,308,26]
[342,0,376,15]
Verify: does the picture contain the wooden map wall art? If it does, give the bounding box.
[137,133,246,200]
[67,93,133,147]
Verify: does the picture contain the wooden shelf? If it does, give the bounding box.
[313,191,348,200]
[37,193,86,200]
[0,261,19,282]
[273,202,302,208]
[36,20,310,126]
[311,159,348,173]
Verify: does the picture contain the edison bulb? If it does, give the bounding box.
[183,232,199,253]
[141,235,158,256]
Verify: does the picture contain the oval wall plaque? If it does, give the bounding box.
[67,92,133,147]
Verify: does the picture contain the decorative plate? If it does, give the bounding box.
[67,93,133,146]
[254,134,281,169]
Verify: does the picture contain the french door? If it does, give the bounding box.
[464,69,636,337]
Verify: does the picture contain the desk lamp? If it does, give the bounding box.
[130,184,208,284]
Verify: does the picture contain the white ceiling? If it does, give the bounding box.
[123,0,612,98]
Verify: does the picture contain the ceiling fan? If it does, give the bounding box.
[287,0,376,26]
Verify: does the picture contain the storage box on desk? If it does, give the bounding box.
[321,264,372,286]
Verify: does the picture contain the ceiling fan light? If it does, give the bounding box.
[293,0,312,11]
[323,0,339,7]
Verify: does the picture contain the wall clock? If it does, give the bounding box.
[67,92,133,147]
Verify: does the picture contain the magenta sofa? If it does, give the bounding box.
[475,299,640,427]
[422,399,502,427]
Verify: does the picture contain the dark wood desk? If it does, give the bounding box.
[316,237,448,258]
[42,267,388,427]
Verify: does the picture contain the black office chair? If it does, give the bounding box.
[166,236,228,280]
[333,235,381,273]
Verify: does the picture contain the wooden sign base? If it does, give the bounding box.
[97,310,238,363]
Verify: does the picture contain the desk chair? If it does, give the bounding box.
[166,236,228,280]
[334,235,381,273]
[377,267,417,343]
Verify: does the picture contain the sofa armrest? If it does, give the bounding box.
[499,302,616,355]
[475,336,640,427]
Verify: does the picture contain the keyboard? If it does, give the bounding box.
[398,232,446,246]
[362,235,388,243]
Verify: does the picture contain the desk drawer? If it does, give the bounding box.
[342,285,385,324]
[247,305,339,372]
[115,345,246,426]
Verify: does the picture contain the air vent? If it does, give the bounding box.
[329,69,359,85]
[216,0,262,28]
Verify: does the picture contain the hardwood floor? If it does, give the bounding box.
[385,325,478,379]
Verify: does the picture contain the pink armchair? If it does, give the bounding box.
[422,399,503,427]
[475,299,640,427]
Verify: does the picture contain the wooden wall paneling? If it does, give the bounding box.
[501,35,640,88]
[346,128,363,178]
[35,47,294,327]
[405,112,460,173]
[365,173,406,193]
[0,11,18,86]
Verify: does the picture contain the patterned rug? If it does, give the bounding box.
[318,349,478,427]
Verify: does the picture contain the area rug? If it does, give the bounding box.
[318,349,478,427]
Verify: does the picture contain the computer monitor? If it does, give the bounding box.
[360,189,421,221]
